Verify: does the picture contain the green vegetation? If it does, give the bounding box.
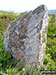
[0,11,56,75]
[43,14,56,71]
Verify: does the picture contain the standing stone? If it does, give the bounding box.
[4,5,48,70]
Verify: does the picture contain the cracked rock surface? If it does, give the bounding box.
[4,5,48,70]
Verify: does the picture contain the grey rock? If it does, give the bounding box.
[0,73,8,75]
[4,5,48,70]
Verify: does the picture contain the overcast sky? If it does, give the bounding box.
[0,0,56,13]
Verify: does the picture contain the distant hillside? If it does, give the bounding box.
[48,10,56,14]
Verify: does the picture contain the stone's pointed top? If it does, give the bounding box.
[32,5,47,14]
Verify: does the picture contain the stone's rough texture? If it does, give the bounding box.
[4,5,48,70]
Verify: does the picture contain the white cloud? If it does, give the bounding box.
[0,0,56,12]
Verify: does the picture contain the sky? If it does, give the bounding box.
[0,0,56,13]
